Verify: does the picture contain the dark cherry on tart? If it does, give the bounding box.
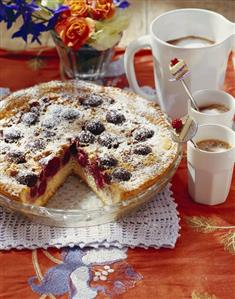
[0,80,178,206]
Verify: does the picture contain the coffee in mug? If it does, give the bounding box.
[188,90,235,128]
[187,124,235,205]
[196,139,231,152]
[199,104,229,114]
[166,35,215,48]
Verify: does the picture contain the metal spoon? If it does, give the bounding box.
[180,75,200,111]
[171,115,199,148]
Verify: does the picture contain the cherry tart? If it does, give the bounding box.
[0,80,178,206]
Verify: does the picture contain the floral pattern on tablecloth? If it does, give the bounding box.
[191,290,218,299]
[185,216,235,255]
[29,247,142,298]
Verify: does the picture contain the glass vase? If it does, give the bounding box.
[51,31,117,81]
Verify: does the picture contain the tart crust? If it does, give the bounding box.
[0,80,179,205]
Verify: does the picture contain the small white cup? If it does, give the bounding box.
[188,90,235,128]
[187,124,235,205]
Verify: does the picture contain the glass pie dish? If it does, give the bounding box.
[0,146,182,228]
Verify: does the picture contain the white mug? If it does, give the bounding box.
[187,124,235,205]
[188,89,235,128]
[124,9,235,119]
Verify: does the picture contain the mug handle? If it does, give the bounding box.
[124,35,157,102]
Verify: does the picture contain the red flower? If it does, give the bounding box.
[55,16,92,50]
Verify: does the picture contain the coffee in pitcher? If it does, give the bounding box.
[166,36,215,48]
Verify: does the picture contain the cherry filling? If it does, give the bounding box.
[30,149,73,199]
[38,179,47,197]
[30,186,38,198]
[30,157,60,199]
[76,148,106,188]
[39,170,44,181]
[88,161,105,189]
[69,142,77,156]
[77,149,88,167]
[103,173,111,185]
[62,149,71,165]
[44,157,60,177]
[30,147,108,199]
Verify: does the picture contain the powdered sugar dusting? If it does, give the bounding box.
[0,80,178,201]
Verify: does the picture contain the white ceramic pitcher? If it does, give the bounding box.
[124,9,235,118]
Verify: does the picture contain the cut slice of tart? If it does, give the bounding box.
[0,80,179,206]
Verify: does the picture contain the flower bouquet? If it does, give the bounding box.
[0,0,130,79]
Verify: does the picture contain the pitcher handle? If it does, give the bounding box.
[229,22,235,46]
[124,35,158,102]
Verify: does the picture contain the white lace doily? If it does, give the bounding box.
[0,183,180,250]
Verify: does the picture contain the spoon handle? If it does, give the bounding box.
[191,139,199,149]
[181,79,200,111]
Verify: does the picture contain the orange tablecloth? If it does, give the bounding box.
[0,48,235,299]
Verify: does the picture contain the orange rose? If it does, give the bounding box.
[55,16,91,50]
[58,9,71,20]
[87,0,115,20]
[64,0,88,17]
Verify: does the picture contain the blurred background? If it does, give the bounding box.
[123,0,235,47]
[0,0,234,50]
